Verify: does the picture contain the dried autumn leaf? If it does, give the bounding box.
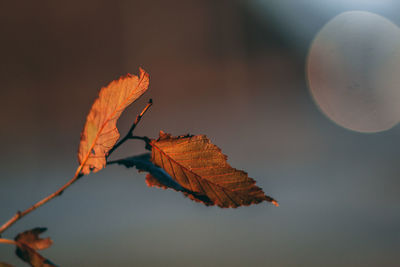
[78,68,149,174]
[14,228,52,250]
[150,131,278,208]
[14,228,56,267]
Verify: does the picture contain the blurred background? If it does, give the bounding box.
[1,0,400,266]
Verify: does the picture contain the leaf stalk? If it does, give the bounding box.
[107,99,153,157]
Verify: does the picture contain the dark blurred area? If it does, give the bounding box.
[1,1,399,266]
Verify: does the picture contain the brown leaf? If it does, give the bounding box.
[14,228,56,267]
[0,262,14,267]
[14,228,52,250]
[78,68,150,174]
[150,131,279,208]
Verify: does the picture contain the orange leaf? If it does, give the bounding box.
[78,68,149,174]
[14,228,56,267]
[150,131,278,208]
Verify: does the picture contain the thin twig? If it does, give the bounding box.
[0,166,83,235]
[0,99,153,235]
[107,99,152,157]
[0,238,18,246]
[130,136,152,150]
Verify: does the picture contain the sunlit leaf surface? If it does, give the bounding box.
[150,131,278,208]
[78,68,149,174]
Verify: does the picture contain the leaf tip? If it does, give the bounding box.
[139,67,149,79]
[271,200,279,207]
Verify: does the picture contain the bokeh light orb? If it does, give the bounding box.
[307,11,400,133]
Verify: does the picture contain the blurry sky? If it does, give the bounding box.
[1,0,400,266]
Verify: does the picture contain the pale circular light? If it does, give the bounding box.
[307,11,400,133]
